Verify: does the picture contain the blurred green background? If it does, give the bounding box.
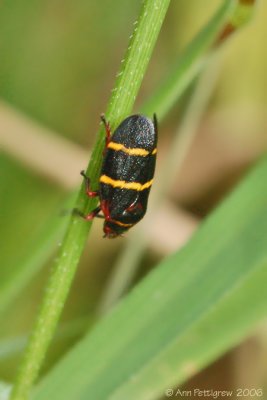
[0,0,266,396]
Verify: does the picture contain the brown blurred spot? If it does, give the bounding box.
[215,24,235,46]
[239,0,256,5]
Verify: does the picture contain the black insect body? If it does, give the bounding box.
[80,114,157,238]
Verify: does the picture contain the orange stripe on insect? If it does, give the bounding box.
[110,219,134,228]
[107,141,156,157]
[100,175,153,191]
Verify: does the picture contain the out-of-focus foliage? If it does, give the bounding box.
[33,156,267,400]
[0,0,266,396]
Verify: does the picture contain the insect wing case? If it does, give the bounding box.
[100,115,157,225]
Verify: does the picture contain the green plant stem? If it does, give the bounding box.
[10,1,170,399]
[0,317,88,361]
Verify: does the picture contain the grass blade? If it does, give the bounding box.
[141,0,234,118]
[33,156,267,400]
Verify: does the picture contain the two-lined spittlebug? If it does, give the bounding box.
[80,114,157,238]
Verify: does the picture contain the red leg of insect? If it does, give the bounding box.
[100,114,112,147]
[73,206,103,221]
[83,206,102,221]
[100,199,113,221]
[80,170,99,197]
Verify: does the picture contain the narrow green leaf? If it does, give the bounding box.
[33,157,267,400]
[142,0,235,118]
